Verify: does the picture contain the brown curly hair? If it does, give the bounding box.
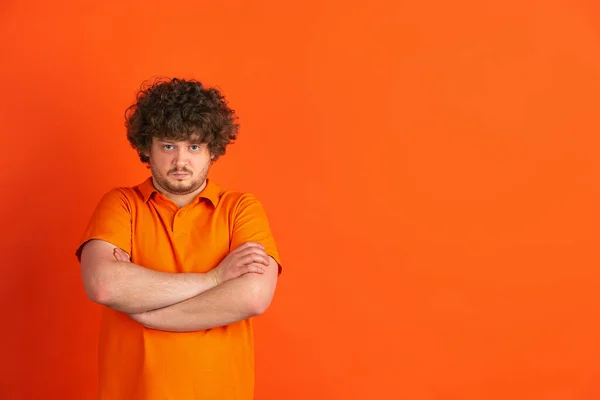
[125,77,239,163]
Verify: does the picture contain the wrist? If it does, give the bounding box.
[201,269,220,288]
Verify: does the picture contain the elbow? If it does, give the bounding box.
[84,282,112,305]
[81,260,116,306]
[82,275,114,306]
[249,297,272,317]
[246,281,275,316]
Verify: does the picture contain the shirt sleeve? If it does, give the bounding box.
[230,194,282,274]
[75,188,133,261]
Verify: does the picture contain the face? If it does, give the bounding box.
[146,137,212,196]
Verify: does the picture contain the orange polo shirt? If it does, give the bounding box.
[75,177,281,400]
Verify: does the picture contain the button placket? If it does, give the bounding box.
[173,211,181,235]
[173,210,187,237]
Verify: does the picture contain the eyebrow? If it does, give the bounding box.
[157,139,204,145]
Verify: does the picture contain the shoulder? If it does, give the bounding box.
[95,182,146,211]
[216,188,265,217]
[219,189,260,207]
[219,190,259,206]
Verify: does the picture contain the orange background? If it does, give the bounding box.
[1,0,600,398]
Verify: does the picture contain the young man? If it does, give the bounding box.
[76,78,282,399]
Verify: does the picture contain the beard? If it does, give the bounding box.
[149,159,209,196]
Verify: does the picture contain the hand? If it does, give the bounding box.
[113,248,131,263]
[211,242,270,285]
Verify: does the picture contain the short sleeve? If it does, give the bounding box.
[75,188,133,261]
[231,194,282,274]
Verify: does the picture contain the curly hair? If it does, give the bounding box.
[125,77,239,163]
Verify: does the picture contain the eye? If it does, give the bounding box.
[190,145,200,151]
[163,144,174,150]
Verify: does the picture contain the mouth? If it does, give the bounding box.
[170,172,190,179]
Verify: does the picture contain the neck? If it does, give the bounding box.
[152,177,207,208]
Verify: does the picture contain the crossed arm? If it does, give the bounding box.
[79,239,278,332]
[129,260,278,332]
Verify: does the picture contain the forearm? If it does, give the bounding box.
[132,271,276,332]
[87,260,217,314]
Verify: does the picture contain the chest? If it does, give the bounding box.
[130,201,231,273]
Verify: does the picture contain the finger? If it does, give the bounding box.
[231,251,266,265]
[239,252,270,266]
[244,263,266,274]
[114,248,130,262]
[238,247,268,260]
[232,242,265,253]
[120,249,130,259]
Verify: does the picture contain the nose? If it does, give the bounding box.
[173,147,187,168]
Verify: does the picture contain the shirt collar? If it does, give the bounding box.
[138,176,221,206]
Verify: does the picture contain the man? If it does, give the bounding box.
[75,77,282,399]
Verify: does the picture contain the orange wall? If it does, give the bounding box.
[1,0,599,398]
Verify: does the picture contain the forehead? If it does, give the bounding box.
[154,134,204,144]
